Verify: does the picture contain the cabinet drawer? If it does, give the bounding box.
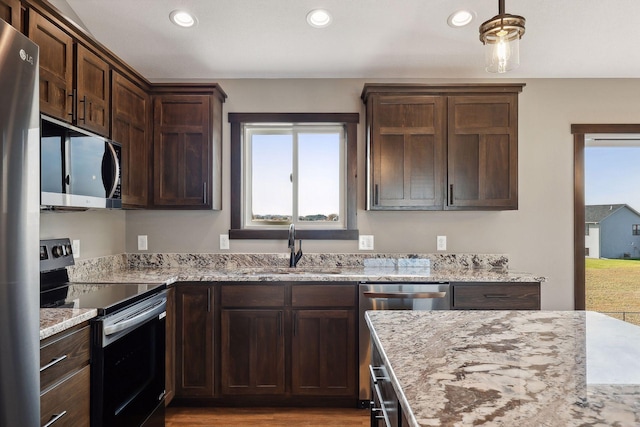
[40,364,90,427]
[292,284,356,307]
[40,325,90,391]
[452,283,540,310]
[221,284,285,307]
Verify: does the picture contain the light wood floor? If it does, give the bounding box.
[165,406,370,427]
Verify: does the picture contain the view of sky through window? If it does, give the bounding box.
[250,131,341,222]
[585,146,640,211]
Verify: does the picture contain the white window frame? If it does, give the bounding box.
[242,123,346,230]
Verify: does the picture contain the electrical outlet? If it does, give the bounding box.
[220,234,230,250]
[359,235,374,250]
[437,235,447,251]
[72,239,80,258]
[138,235,148,251]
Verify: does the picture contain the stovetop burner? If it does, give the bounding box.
[40,238,166,316]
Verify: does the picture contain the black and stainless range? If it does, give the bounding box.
[358,281,451,407]
[40,238,167,427]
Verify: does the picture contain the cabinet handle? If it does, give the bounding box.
[43,411,67,427]
[277,311,283,336]
[207,288,211,312]
[371,382,391,426]
[374,184,379,205]
[78,95,87,123]
[68,90,76,121]
[484,294,509,299]
[39,355,67,372]
[449,184,454,205]
[203,182,207,205]
[293,312,297,336]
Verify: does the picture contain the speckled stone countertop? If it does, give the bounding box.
[40,308,97,340]
[68,252,546,284]
[70,265,543,284]
[40,253,544,338]
[366,310,640,427]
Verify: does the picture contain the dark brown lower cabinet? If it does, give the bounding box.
[175,284,215,397]
[40,323,91,427]
[292,309,356,396]
[221,309,286,395]
[451,282,541,310]
[370,340,409,427]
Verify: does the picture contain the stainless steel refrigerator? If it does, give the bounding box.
[0,18,41,427]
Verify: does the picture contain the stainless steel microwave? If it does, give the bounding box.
[40,115,122,209]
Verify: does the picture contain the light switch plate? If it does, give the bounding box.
[138,235,148,251]
[437,235,447,251]
[359,235,374,250]
[72,239,80,258]
[219,234,230,250]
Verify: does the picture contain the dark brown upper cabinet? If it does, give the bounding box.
[0,0,21,30]
[28,8,110,136]
[367,95,446,210]
[28,10,73,122]
[362,84,524,211]
[152,85,226,210]
[112,71,150,208]
[75,44,110,136]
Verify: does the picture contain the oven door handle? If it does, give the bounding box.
[103,298,166,336]
[363,291,447,299]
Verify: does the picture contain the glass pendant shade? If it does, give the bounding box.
[479,0,525,73]
[484,28,520,73]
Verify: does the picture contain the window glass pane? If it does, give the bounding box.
[298,132,341,222]
[251,134,293,222]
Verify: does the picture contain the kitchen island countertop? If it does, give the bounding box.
[366,310,640,426]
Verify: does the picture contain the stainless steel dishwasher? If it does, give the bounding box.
[358,281,451,406]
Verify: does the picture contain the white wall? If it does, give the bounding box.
[585,224,600,259]
[42,78,640,310]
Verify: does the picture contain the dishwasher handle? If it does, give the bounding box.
[363,291,447,299]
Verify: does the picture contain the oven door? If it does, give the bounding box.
[91,291,166,427]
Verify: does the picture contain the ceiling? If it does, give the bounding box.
[53,0,640,81]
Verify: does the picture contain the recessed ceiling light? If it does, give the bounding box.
[306,9,332,28]
[170,9,197,28]
[447,10,475,27]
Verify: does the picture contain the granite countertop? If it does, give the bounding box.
[71,265,544,284]
[366,310,640,427]
[40,308,97,340]
[41,253,545,338]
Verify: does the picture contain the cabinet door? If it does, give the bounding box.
[175,285,214,397]
[0,0,20,30]
[40,365,91,427]
[112,71,150,208]
[447,95,518,209]
[221,309,285,395]
[291,309,356,396]
[76,44,110,136]
[28,10,73,121]
[370,95,445,209]
[452,282,540,310]
[153,94,212,208]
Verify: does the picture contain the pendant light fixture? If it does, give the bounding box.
[479,0,525,73]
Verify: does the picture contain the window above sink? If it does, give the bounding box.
[228,112,359,241]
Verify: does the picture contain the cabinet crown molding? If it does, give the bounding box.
[361,83,525,102]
